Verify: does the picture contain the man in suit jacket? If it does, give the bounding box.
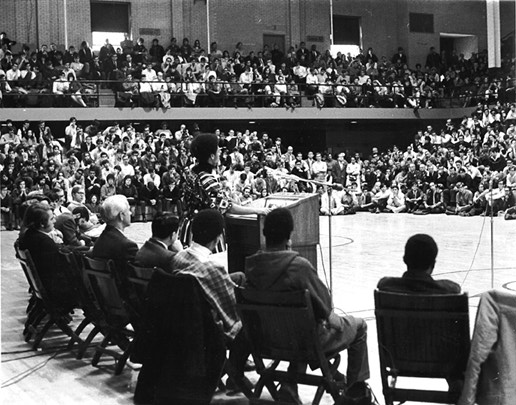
[91,194,138,271]
[377,233,460,294]
[331,152,348,187]
[134,212,182,272]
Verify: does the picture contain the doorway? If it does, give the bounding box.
[440,33,478,62]
[263,34,285,53]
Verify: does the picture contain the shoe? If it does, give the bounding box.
[225,376,254,396]
[225,377,240,395]
[244,359,256,371]
[277,384,302,404]
[342,381,372,403]
[334,371,347,389]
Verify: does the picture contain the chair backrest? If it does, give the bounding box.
[14,240,40,298]
[127,262,155,282]
[235,287,321,364]
[16,247,47,301]
[374,289,470,379]
[143,269,224,347]
[81,255,129,323]
[59,249,104,323]
[133,269,226,403]
[125,262,154,329]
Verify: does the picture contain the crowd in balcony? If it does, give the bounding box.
[1,100,516,231]
[0,30,514,108]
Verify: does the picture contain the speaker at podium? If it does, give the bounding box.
[225,193,320,273]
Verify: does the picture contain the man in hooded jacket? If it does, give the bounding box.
[245,208,370,403]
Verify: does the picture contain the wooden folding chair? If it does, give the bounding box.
[59,249,106,359]
[374,290,470,405]
[235,287,345,405]
[15,248,85,351]
[80,255,134,375]
[124,262,154,333]
[14,240,46,342]
[134,269,226,405]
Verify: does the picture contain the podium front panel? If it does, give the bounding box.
[226,193,319,273]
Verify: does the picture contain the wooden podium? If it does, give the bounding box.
[225,193,319,273]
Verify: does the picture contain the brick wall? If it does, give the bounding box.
[0,0,491,66]
[1,0,38,49]
[207,0,291,55]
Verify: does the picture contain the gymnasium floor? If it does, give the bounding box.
[1,213,515,405]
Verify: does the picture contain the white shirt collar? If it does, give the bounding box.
[153,238,169,250]
[188,241,212,263]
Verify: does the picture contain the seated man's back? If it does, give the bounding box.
[134,212,181,273]
[171,209,241,341]
[377,233,460,295]
[245,207,370,398]
[91,195,138,270]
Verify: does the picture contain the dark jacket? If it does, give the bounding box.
[134,238,176,272]
[54,212,83,247]
[18,228,77,307]
[245,250,332,321]
[377,271,461,294]
[91,224,138,272]
[331,161,348,186]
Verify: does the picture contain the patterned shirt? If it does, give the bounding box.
[171,243,242,340]
[181,168,232,220]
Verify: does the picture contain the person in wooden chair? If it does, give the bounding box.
[245,207,370,403]
[134,212,182,272]
[377,233,461,294]
[377,233,463,396]
[91,194,138,271]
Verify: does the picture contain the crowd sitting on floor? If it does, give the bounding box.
[1,30,514,108]
[1,101,516,230]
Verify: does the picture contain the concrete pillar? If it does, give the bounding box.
[486,0,501,68]
[171,0,184,40]
[289,0,301,47]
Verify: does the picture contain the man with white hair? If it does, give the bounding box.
[91,194,138,270]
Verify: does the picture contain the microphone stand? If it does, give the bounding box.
[269,167,336,299]
[489,180,494,289]
[327,187,333,301]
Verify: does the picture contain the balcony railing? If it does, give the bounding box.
[1,79,514,109]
